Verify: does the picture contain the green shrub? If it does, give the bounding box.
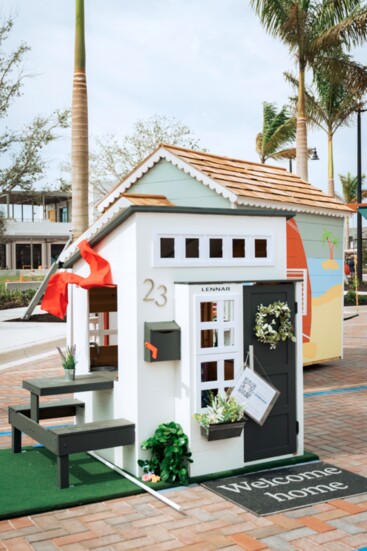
[138,422,193,485]
[344,290,367,305]
[0,288,36,309]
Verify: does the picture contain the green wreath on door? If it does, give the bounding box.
[254,300,296,350]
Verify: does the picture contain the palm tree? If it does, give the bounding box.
[286,54,367,197]
[338,172,366,246]
[71,0,88,239]
[250,0,367,182]
[256,102,296,164]
[339,172,366,202]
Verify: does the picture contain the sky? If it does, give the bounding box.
[5,0,367,201]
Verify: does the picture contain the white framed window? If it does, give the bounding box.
[154,233,273,266]
[195,293,242,412]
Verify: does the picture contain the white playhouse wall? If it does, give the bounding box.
[69,210,302,477]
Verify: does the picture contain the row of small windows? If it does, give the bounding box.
[159,236,268,261]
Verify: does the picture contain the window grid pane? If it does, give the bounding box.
[201,361,218,382]
[201,388,218,408]
[201,302,217,322]
[160,237,175,258]
[224,359,234,380]
[255,238,267,258]
[232,238,245,258]
[201,329,218,348]
[209,238,223,258]
[185,238,199,258]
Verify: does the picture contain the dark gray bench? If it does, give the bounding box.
[8,399,135,488]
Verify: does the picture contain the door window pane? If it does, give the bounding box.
[223,328,234,346]
[209,238,223,258]
[201,388,218,408]
[201,361,217,382]
[232,238,245,258]
[224,359,234,380]
[185,238,199,258]
[255,239,267,258]
[201,329,218,348]
[201,302,217,322]
[160,237,175,258]
[223,300,234,321]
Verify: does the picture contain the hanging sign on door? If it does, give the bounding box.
[231,367,280,426]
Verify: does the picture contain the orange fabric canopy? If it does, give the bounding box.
[41,240,115,319]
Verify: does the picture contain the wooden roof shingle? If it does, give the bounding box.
[98,144,352,217]
[163,144,351,215]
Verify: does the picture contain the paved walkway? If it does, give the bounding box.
[0,306,66,367]
[1,310,367,550]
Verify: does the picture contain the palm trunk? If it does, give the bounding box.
[327,128,335,197]
[71,0,88,239]
[296,64,308,181]
[345,217,350,250]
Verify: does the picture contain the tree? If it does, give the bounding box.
[250,0,367,182]
[338,172,367,246]
[339,171,367,201]
[71,0,89,239]
[0,15,70,192]
[0,211,6,241]
[286,51,367,197]
[90,114,204,198]
[256,102,296,164]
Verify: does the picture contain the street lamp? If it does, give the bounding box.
[309,148,319,161]
[289,148,319,173]
[356,108,367,282]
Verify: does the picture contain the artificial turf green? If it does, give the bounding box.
[0,447,319,520]
[0,446,145,520]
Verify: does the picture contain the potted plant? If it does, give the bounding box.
[57,345,77,381]
[194,392,246,441]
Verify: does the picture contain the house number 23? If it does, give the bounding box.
[143,279,168,307]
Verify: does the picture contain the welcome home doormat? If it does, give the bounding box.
[202,461,367,516]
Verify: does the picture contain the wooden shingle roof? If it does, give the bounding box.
[98,144,352,217]
[163,145,351,215]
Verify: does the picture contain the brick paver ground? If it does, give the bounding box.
[1,310,367,550]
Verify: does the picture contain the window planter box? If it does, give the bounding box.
[200,419,246,441]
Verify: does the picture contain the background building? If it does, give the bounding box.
[0,191,71,270]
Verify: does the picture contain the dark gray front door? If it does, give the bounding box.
[243,283,297,462]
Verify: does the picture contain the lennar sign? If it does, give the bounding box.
[203,462,367,515]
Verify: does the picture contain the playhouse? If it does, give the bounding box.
[96,144,353,366]
[45,145,352,480]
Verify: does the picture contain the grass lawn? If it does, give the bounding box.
[0,274,44,290]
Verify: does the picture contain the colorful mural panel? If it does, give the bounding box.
[287,215,344,365]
